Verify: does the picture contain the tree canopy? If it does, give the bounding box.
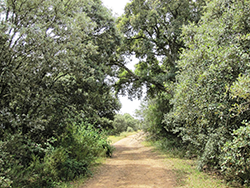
[0,0,121,186]
[1,0,250,186]
[128,0,250,185]
[164,0,249,184]
[115,0,205,97]
[112,113,140,134]
[0,0,121,139]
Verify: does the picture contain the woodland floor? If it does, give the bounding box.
[81,132,176,188]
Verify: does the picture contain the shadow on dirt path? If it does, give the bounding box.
[82,132,175,188]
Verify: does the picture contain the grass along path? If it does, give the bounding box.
[60,131,232,188]
[143,141,232,188]
[82,132,175,188]
[58,131,138,188]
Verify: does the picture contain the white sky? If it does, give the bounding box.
[102,0,130,17]
[102,0,142,117]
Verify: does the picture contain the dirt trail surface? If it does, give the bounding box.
[82,132,175,188]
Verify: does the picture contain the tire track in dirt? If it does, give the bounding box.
[82,132,175,188]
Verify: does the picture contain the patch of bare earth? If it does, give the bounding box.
[82,132,175,188]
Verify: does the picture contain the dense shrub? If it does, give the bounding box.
[0,0,120,187]
[0,122,112,188]
[221,122,250,185]
[137,94,173,139]
[127,126,134,132]
[112,113,140,135]
[163,0,250,184]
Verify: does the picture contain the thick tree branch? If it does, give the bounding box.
[110,60,172,94]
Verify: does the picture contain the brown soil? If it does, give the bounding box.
[82,132,175,188]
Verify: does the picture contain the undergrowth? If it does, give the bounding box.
[143,136,235,188]
[0,122,113,188]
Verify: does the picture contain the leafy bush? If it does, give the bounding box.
[127,127,134,132]
[0,0,120,187]
[153,135,187,158]
[112,113,140,135]
[221,122,250,186]
[165,0,250,166]
[0,122,113,188]
[136,94,172,139]
[0,133,46,187]
[162,0,250,185]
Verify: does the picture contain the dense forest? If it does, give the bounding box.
[0,0,249,187]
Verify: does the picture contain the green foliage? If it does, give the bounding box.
[221,122,250,186]
[0,0,120,187]
[222,70,250,186]
[136,93,173,138]
[112,113,140,135]
[229,73,250,116]
[163,0,250,184]
[0,0,121,139]
[126,126,134,132]
[112,114,127,134]
[0,122,113,188]
[116,0,205,98]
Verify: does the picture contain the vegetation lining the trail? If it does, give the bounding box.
[111,113,140,135]
[143,140,230,188]
[0,0,120,187]
[121,0,250,186]
[1,0,249,187]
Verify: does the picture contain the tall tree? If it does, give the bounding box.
[165,0,250,177]
[0,0,121,140]
[114,0,205,140]
[115,0,205,97]
[0,0,122,186]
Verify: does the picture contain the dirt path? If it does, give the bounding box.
[82,132,175,188]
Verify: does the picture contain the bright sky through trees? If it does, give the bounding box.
[102,0,141,116]
[102,0,129,17]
